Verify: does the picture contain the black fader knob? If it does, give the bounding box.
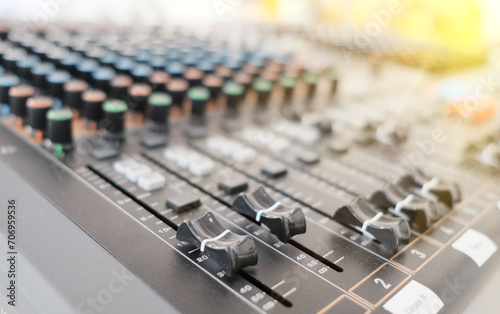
[232,186,306,243]
[367,183,438,232]
[176,211,258,277]
[102,99,127,140]
[398,170,461,208]
[92,66,116,93]
[46,108,73,145]
[332,197,410,254]
[9,85,36,119]
[32,62,55,89]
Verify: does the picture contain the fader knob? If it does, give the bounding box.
[176,211,258,276]
[332,197,410,253]
[232,186,306,243]
[367,184,438,232]
[397,170,461,208]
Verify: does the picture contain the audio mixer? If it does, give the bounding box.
[0,23,499,313]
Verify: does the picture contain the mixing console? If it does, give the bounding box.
[0,23,499,313]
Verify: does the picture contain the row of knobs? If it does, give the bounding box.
[0,26,338,149]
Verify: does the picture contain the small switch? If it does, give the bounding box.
[261,161,288,178]
[141,134,167,149]
[138,172,166,191]
[189,158,215,177]
[166,192,201,212]
[91,146,120,160]
[296,150,319,165]
[113,159,139,174]
[126,164,152,182]
[218,176,249,195]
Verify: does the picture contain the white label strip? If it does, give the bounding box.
[383,280,444,314]
[452,229,497,267]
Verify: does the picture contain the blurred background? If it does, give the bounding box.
[0,0,499,51]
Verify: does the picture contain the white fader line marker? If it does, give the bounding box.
[200,230,232,252]
[255,202,281,222]
[355,211,384,240]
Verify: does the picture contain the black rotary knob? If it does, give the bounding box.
[148,71,170,92]
[9,85,36,119]
[185,86,210,137]
[102,99,127,140]
[147,92,172,132]
[109,75,133,100]
[222,81,244,120]
[27,96,52,133]
[91,67,116,93]
[176,211,258,277]
[232,186,306,243]
[0,74,21,105]
[127,84,152,115]
[47,70,72,100]
[252,77,273,124]
[32,62,55,89]
[82,90,106,123]
[63,80,88,113]
[46,108,73,145]
[166,78,189,108]
[202,74,223,102]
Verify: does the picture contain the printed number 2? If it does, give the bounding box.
[374,278,392,290]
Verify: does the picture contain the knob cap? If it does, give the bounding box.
[397,170,461,208]
[46,108,73,145]
[102,99,127,139]
[9,85,36,118]
[332,197,410,253]
[27,96,52,131]
[127,84,152,114]
[147,92,172,132]
[82,90,106,123]
[367,183,438,232]
[185,86,210,138]
[176,211,258,276]
[0,74,21,105]
[63,80,88,112]
[232,186,306,243]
